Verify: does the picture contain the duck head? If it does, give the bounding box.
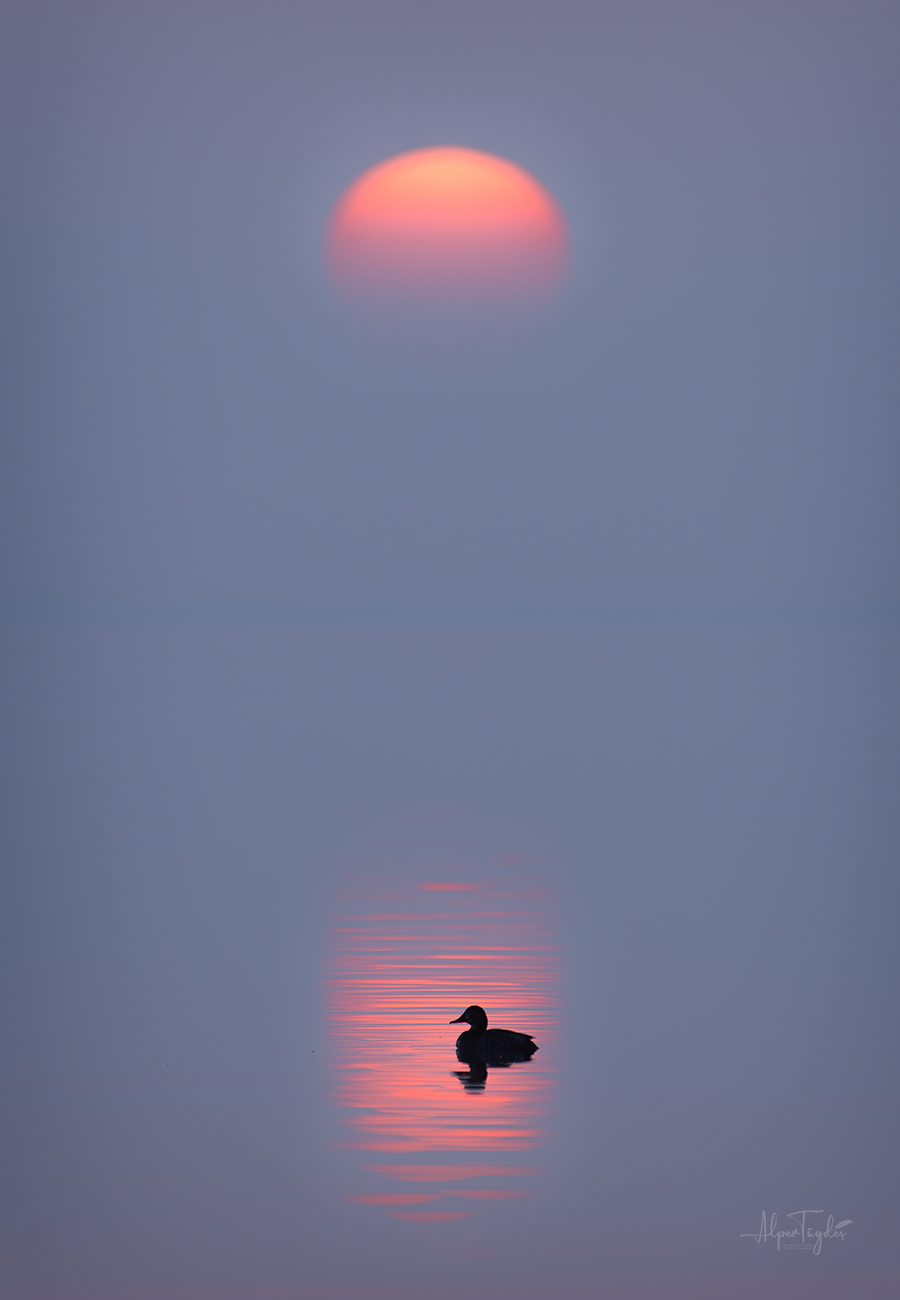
[450,1005,488,1034]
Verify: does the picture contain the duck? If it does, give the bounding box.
[449,1005,538,1066]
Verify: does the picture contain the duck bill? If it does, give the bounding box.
[449,1014,467,1024]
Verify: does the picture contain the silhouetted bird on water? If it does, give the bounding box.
[450,1005,538,1066]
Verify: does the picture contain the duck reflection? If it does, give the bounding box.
[450,1004,538,1091]
[452,1060,489,1090]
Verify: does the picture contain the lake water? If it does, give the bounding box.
[3,619,897,1300]
[328,881,558,1221]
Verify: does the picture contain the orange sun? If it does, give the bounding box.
[327,146,568,301]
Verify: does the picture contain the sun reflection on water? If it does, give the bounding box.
[328,880,558,1220]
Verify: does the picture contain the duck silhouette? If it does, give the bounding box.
[450,1005,538,1067]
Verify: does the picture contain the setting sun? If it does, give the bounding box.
[327,146,568,300]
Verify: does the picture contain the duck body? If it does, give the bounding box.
[450,1005,538,1066]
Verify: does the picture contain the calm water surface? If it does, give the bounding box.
[328,881,559,1224]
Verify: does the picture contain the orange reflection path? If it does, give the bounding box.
[328,882,558,1220]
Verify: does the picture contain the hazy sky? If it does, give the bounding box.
[1,3,898,1298]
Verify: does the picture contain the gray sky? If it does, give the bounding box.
[1,3,898,1298]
